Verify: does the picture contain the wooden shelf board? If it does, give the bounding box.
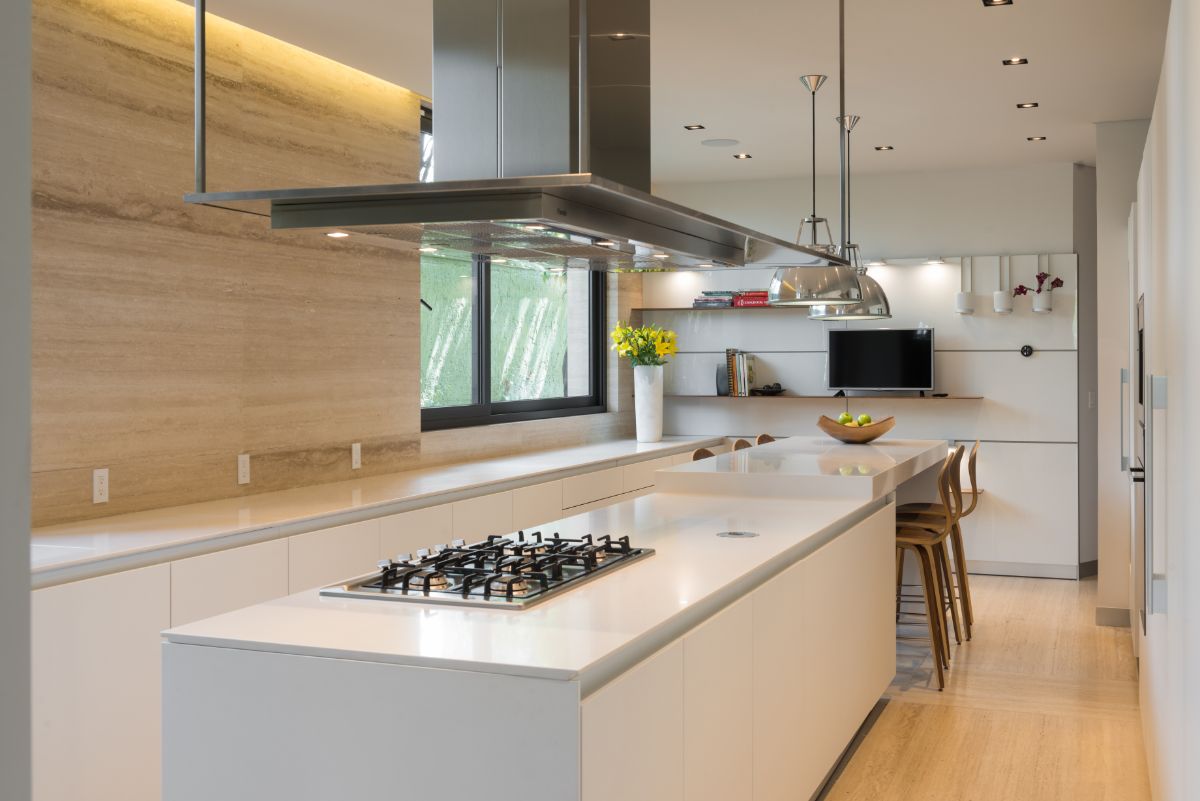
[665,394,984,400]
[635,306,786,312]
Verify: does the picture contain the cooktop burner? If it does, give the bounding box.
[320,531,654,609]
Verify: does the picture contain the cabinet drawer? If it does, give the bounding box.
[622,455,676,492]
[380,505,453,559]
[171,539,289,626]
[452,491,513,539]
[512,481,564,531]
[289,520,380,592]
[562,466,624,509]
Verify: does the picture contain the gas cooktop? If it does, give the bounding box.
[320,530,654,610]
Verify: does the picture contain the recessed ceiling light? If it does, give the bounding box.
[982,0,1013,6]
[733,153,753,160]
[609,32,634,41]
[419,246,438,253]
[683,124,706,131]
[326,232,350,238]
[701,138,740,148]
[1027,136,1047,141]
[492,258,508,264]
[1017,102,1039,109]
[875,145,895,151]
[1002,57,1029,66]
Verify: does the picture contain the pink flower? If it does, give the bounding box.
[1050,277,1064,291]
[1013,285,1031,297]
[1035,272,1049,293]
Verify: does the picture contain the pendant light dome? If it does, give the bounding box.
[768,263,863,306]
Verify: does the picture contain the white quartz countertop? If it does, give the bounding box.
[654,437,948,500]
[163,491,881,688]
[31,436,721,588]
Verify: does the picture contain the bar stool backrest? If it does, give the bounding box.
[732,439,752,451]
[962,440,981,517]
[755,434,776,445]
[947,445,966,522]
[692,447,715,461]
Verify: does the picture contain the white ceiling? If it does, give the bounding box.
[202,0,1169,183]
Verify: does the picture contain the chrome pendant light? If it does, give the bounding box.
[809,0,891,321]
[767,37,860,305]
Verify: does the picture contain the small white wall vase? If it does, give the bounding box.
[1032,292,1053,313]
[993,290,1013,315]
[955,291,975,315]
[633,364,664,443]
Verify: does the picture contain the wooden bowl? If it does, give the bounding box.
[817,415,896,444]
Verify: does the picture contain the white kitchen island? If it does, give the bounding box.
[162,439,947,801]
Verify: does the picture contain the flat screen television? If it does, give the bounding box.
[827,328,934,391]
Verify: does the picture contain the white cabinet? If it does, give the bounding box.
[171,539,289,626]
[512,480,564,531]
[380,504,453,558]
[751,558,810,801]
[582,642,684,801]
[622,455,676,493]
[32,564,171,801]
[289,520,380,592]
[562,466,624,509]
[452,491,514,539]
[683,597,754,801]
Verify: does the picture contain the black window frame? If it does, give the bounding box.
[421,256,608,431]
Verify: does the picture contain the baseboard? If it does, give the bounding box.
[1079,560,1098,578]
[967,559,1078,580]
[1095,606,1132,628]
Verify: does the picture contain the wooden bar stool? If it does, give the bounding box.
[755,434,776,445]
[691,447,716,461]
[898,440,980,635]
[895,445,966,690]
[732,438,752,451]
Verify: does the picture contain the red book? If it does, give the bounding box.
[734,297,771,307]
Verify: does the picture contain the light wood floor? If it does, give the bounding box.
[824,576,1151,801]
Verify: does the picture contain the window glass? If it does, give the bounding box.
[490,262,593,402]
[419,253,475,408]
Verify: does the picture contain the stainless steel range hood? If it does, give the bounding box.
[183,0,845,272]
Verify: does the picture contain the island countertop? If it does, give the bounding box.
[654,436,949,499]
[163,491,885,690]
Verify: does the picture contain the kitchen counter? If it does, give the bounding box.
[164,491,880,688]
[31,436,721,588]
[655,436,948,499]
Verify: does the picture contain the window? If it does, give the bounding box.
[420,254,607,430]
[419,104,434,182]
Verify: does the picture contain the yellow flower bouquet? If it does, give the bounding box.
[610,323,679,367]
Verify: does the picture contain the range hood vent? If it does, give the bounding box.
[183,0,845,272]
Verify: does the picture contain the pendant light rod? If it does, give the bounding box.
[811,88,818,237]
[838,0,848,250]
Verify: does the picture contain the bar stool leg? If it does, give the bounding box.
[936,541,963,646]
[951,523,975,631]
[911,543,946,689]
[895,547,905,620]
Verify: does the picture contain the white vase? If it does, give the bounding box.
[1032,292,1053,313]
[993,290,1013,315]
[954,291,975,315]
[633,364,664,443]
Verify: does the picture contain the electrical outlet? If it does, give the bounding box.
[92,468,109,504]
[237,453,250,485]
[351,442,362,470]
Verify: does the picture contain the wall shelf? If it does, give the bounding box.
[635,307,788,313]
[665,394,985,400]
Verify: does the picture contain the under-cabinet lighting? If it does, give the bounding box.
[419,247,438,253]
[1017,102,1039,109]
[326,232,349,238]
[1002,57,1029,66]
[684,124,706,131]
[1027,136,1047,141]
[875,146,894,151]
[524,224,548,231]
[652,253,670,259]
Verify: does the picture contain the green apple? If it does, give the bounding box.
[839,465,854,476]
[857,414,873,426]
[837,412,853,424]
[857,465,871,475]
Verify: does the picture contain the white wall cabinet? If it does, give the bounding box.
[452,491,514,539]
[289,520,380,592]
[683,597,754,801]
[582,641,685,801]
[171,539,289,626]
[32,564,171,801]
[512,481,564,531]
[380,504,453,558]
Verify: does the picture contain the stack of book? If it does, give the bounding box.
[732,290,770,307]
[692,291,734,309]
[724,349,756,397]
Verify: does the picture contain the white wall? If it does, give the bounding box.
[1095,119,1150,624]
[1133,2,1200,797]
[655,162,1079,259]
[0,0,32,799]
